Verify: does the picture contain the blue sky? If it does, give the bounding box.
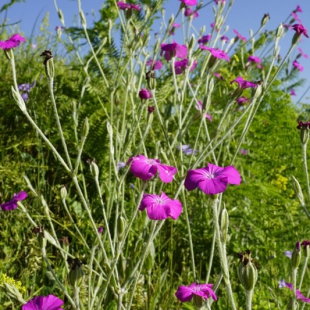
[2,0,310,102]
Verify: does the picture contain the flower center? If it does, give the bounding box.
[155,197,164,205]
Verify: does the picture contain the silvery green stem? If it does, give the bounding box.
[211,198,237,310]
[298,255,309,290]
[74,287,80,310]
[245,290,253,310]
[47,74,73,171]
[291,268,298,310]
[301,143,310,203]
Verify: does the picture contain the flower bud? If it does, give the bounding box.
[11,86,26,111]
[82,117,89,139]
[292,175,305,205]
[220,208,229,243]
[276,24,284,38]
[68,258,85,288]
[58,9,65,25]
[237,250,258,291]
[118,216,126,240]
[300,127,309,145]
[4,48,14,60]
[260,13,270,27]
[79,10,87,28]
[291,241,301,269]
[60,186,67,200]
[90,161,99,178]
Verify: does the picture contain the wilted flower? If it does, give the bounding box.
[184,163,241,195]
[22,295,64,310]
[161,42,188,61]
[146,59,163,70]
[231,76,257,89]
[1,191,27,211]
[179,0,197,6]
[195,100,212,121]
[200,46,230,61]
[233,29,246,41]
[294,5,302,13]
[139,192,182,220]
[290,89,296,96]
[169,23,181,35]
[174,58,196,75]
[175,282,217,302]
[291,12,302,24]
[184,8,199,19]
[139,88,152,99]
[117,1,141,11]
[292,24,309,38]
[127,154,177,183]
[297,47,308,59]
[293,60,303,71]
[198,34,212,44]
[237,97,249,105]
[220,35,229,42]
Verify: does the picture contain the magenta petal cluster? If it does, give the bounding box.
[184,163,241,195]
[22,295,64,310]
[179,0,197,6]
[293,60,303,71]
[146,59,163,70]
[0,34,25,50]
[127,155,177,183]
[1,191,27,211]
[279,281,310,303]
[117,1,141,11]
[290,89,296,96]
[237,97,249,105]
[139,192,182,220]
[175,283,217,302]
[297,47,308,59]
[161,42,188,61]
[295,5,302,13]
[233,29,246,41]
[292,24,309,38]
[184,8,199,18]
[247,55,261,64]
[200,46,230,61]
[139,88,152,99]
[231,76,257,89]
[174,58,196,75]
[198,34,212,44]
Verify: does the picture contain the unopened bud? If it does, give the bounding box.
[292,175,305,205]
[11,86,26,111]
[300,127,309,145]
[68,258,85,288]
[118,216,126,239]
[261,13,270,27]
[82,117,89,139]
[291,241,301,269]
[79,10,87,28]
[188,34,195,51]
[220,208,229,243]
[58,9,65,24]
[60,186,67,200]
[237,250,258,291]
[276,24,284,38]
[90,161,99,178]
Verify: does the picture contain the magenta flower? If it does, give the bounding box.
[290,89,296,96]
[294,5,302,13]
[1,191,27,211]
[146,59,163,70]
[214,0,225,4]
[0,33,25,50]
[184,163,241,195]
[22,295,64,310]
[179,0,197,6]
[293,60,303,71]
[198,34,212,44]
[175,283,217,302]
[174,58,196,75]
[200,46,230,61]
[169,23,181,35]
[117,1,141,11]
[98,226,103,234]
[292,24,309,38]
[233,29,246,42]
[241,149,248,155]
[297,47,308,59]
[231,76,257,89]
[139,192,182,220]
[139,88,152,99]
[291,12,302,24]
[237,97,249,105]
[214,72,224,80]
[220,35,229,42]
[279,281,310,303]
[247,55,261,64]
[195,101,212,121]
[161,42,188,61]
[184,8,199,19]
[127,154,177,183]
